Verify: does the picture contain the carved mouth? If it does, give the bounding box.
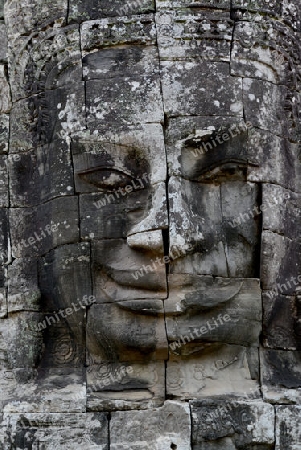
[96,269,168,301]
[116,299,164,314]
[110,269,167,290]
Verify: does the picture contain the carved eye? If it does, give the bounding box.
[77,167,136,190]
[196,160,248,183]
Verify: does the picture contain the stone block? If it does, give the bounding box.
[0,22,7,61]
[86,361,165,411]
[243,78,301,142]
[231,0,281,13]
[166,276,262,347]
[110,401,191,450]
[81,15,156,53]
[0,114,9,154]
[38,243,91,367]
[2,312,43,371]
[169,176,261,278]
[69,0,155,23]
[84,47,163,131]
[8,26,81,103]
[72,124,166,190]
[167,344,260,399]
[161,60,243,117]
[0,287,6,318]
[91,239,167,301]
[9,82,84,151]
[9,98,37,153]
[0,208,8,267]
[263,293,299,350]
[10,197,79,258]
[192,398,275,449]
[276,406,301,449]
[157,0,230,8]
[231,18,288,83]
[0,155,8,207]
[80,182,167,240]
[5,368,86,413]
[1,412,108,448]
[260,348,301,403]
[7,258,40,313]
[261,230,301,294]
[282,0,301,31]
[38,242,91,312]
[87,303,168,362]
[262,184,301,240]
[156,9,232,61]
[8,141,74,207]
[0,65,11,113]
[165,116,251,177]
[5,0,68,41]
[247,129,301,192]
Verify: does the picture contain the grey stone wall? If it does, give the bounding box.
[0,0,301,448]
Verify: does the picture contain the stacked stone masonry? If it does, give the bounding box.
[0,0,301,448]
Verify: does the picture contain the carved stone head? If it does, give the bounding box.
[1,0,301,447]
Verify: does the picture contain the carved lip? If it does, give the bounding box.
[98,276,167,301]
[116,299,164,314]
[109,269,167,291]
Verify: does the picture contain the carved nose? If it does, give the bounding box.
[127,230,164,254]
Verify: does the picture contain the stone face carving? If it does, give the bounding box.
[1,0,301,447]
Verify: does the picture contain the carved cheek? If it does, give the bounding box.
[169,176,261,278]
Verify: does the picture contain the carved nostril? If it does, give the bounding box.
[170,444,177,449]
[127,230,164,253]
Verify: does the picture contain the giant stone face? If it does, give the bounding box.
[1,0,301,448]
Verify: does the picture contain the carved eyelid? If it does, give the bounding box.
[193,159,251,182]
[76,167,150,193]
[77,166,135,179]
[77,167,140,191]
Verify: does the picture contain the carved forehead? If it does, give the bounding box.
[7,0,301,193]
